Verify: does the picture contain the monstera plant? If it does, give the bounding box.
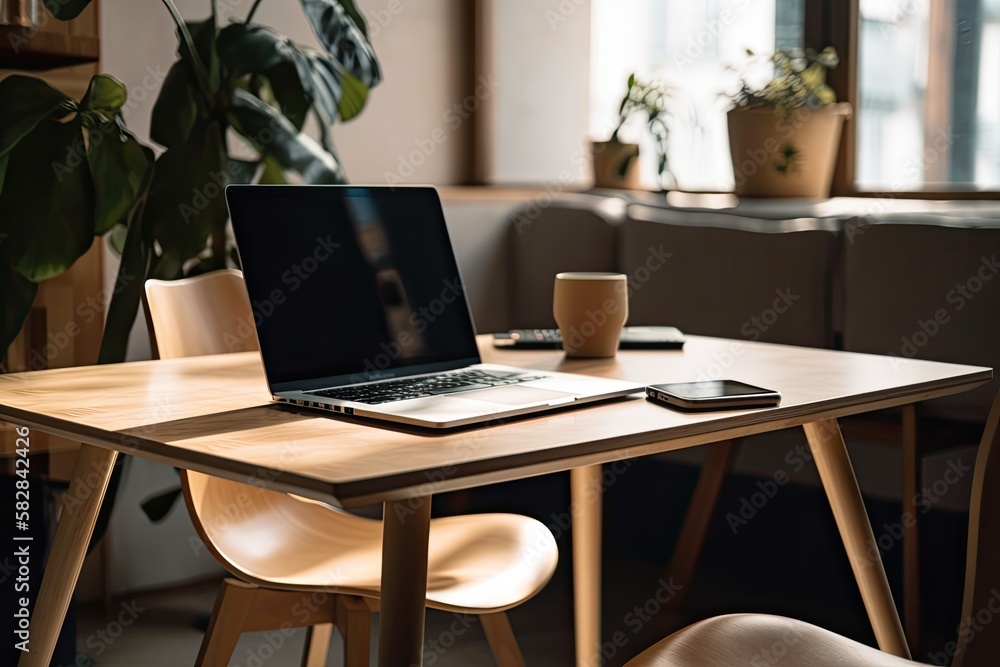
[0,0,381,367]
[0,0,380,539]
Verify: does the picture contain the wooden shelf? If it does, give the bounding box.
[0,1,99,72]
[0,24,98,70]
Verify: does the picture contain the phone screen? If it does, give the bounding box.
[649,381,775,399]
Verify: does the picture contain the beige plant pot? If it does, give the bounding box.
[591,141,642,190]
[0,0,39,26]
[727,102,852,198]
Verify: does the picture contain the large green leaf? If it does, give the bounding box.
[178,16,220,94]
[42,0,92,20]
[145,120,229,263]
[227,89,344,183]
[0,76,76,158]
[177,12,219,97]
[319,0,369,38]
[217,23,289,74]
[0,118,95,282]
[151,18,220,150]
[258,155,287,184]
[218,24,338,126]
[87,123,156,236]
[140,486,184,523]
[80,74,128,114]
[161,5,215,100]
[227,159,259,185]
[150,61,200,149]
[333,66,368,122]
[108,223,128,255]
[299,0,382,89]
[220,12,376,124]
[150,255,184,281]
[0,263,39,365]
[268,61,314,129]
[98,157,156,365]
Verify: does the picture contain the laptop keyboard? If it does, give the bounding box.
[309,370,544,405]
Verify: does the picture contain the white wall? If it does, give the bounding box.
[102,0,469,183]
[95,0,470,595]
[481,0,592,185]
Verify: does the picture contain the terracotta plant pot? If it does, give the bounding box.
[727,102,852,198]
[591,140,642,190]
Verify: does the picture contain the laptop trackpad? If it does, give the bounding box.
[457,385,577,406]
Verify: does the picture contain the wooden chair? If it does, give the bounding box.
[625,390,1000,667]
[145,269,559,667]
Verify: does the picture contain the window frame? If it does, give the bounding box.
[805,0,1000,199]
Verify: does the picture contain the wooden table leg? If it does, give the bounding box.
[378,497,431,667]
[665,439,735,606]
[19,444,118,667]
[571,465,602,667]
[803,419,911,659]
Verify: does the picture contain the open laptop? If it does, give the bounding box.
[225,185,642,429]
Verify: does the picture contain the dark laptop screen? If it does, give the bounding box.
[226,186,481,390]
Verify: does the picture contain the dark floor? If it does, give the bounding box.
[44,452,975,665]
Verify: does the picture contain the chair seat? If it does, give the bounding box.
[184,472,558,614]
[625,614,922,667]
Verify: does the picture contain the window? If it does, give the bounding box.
[590,0,804,191]
[855,0,1000,191]
[588,0,1000,195]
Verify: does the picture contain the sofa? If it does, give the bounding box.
[440,189,1000,424]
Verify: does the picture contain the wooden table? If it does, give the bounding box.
[0,335,990,667]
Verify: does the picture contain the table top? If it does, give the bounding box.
[0,336,990,507]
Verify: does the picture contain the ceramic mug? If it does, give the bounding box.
[552,272,628,358]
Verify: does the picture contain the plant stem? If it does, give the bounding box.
[158,0,213,98]
[211,225,226,265]
[246,0,264,23]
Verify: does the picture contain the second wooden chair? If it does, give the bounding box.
[145,269,559,667]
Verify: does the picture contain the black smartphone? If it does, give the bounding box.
[645,380,781,410]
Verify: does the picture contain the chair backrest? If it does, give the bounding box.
[144,269,258,359]
[144,270,333,582]
[954,391,1000,667]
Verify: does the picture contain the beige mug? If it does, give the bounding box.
[553,272,629,358]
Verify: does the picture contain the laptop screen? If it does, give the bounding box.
[226,186,481,391]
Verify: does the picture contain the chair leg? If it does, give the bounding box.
[481,612,526,667]
[901,404,920,652]
[337,596,372,667]
[301,622,334,667]
[196,578,258,667]
[199,578,344,667]
[665,439,736,606]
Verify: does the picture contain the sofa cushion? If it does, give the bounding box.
[508,195,626,328]
[843,217,1000,420]
[619,206,841,348]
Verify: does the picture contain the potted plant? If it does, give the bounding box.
[592,73,674,191]
[1,0,381,366]
[726,46,851,198]
[0,0,380,542]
